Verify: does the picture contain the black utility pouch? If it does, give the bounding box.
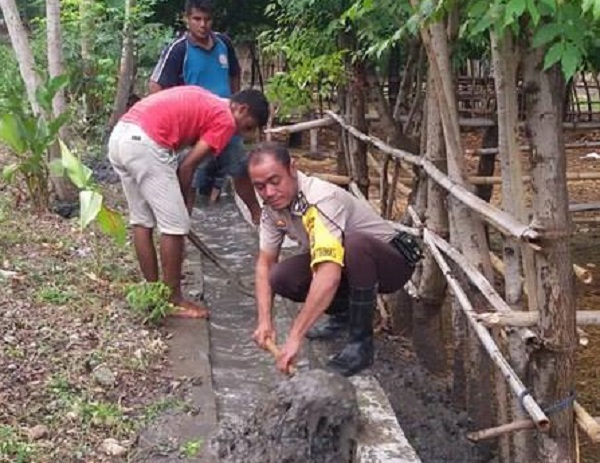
[390,232,423,266]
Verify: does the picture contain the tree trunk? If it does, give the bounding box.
[46,0,77,203]
[0,0,42,115]
[413,72,448,374]
[46,0,66,120]
[107,0,137,134]
[522,46,577,463]
[415,5,495,456]
[349,59,369,196]
[79,0,95,118]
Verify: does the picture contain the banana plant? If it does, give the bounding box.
[50,140,126,245]
[0,75,70,210]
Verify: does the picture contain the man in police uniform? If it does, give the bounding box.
[249,143,420,376]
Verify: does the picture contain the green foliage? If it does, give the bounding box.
[125,281,174,324]
[0,76,70,210]
[179,439,203,458]
[461,0,600,79]
[51,141,126,245]
[0,426,36,463]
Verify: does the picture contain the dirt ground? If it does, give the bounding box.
[293,127,600,462]
[0,173,177,462]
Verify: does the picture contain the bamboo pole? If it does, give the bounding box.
[574,401,600,443]
[325,110,540,243]
[426,231,537,341]
[466,403,600,444]
[466,419,536,442]
[476,310,600,327]
[467,140,600,156]
[422,229,549,429]
[263,116,336,134]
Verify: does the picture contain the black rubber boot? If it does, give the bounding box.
[325,286,375,377]
[305,296,349,340]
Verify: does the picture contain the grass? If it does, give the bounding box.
[0,426,36,463]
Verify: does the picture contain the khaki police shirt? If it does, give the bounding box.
[259,172,397,268]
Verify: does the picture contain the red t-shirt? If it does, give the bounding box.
[121,86,236,154]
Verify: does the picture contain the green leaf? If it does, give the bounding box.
[543,41,565,70]
[504,0,526,26]
[97,205,127,245]
[561,42,581,80]
[2,163,19,182]
[79,190,103,230]
[526,0,540,26]
[0,113,26,154]
[583,0,595,14]
[59,140,93,189]
[533,23,563,48]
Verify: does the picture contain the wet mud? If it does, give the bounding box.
[210,369,358,463]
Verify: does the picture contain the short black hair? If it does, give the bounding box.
[185,0,213,15]
[231,90,270,128]
[248,142,291,168]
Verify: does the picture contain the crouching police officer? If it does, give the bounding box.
[249,142,421,376]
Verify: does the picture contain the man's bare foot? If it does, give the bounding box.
[170,299,210,319]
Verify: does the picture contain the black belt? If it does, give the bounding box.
[390,232,423,266]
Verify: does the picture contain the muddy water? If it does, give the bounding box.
[191,197,297,423]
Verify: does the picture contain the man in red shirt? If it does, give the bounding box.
[109,86,269,318]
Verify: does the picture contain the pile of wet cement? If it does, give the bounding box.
[210,369,359,463]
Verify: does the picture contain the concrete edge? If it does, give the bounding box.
[351,375,422,463]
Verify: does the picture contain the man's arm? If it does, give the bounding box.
[233,173,261,224]
[148,38,185,94]
[275,261,341,373]
[254,248,279,347]
[178,139,214,212]
[288,262,341,340]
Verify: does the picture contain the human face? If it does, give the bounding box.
[249,155,298,211]
[230,103,258,139]
[185,8,212,42]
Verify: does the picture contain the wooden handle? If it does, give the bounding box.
[264,339,297,376]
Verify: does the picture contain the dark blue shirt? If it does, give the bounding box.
[150,32,240,98]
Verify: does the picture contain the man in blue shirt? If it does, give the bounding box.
[149,0,260,221]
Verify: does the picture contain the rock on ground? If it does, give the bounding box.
[210,369,359,463]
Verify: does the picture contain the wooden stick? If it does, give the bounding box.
[467,140,600,156]
[575,401,600,443]
[574,264,593,284]
[466,419,536,442]
[187,231,254,298]
[264,339,297,376]
[475,310,600,327]
[422,229,549,429]
[264,116,335,134]
[466,402,600,443]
